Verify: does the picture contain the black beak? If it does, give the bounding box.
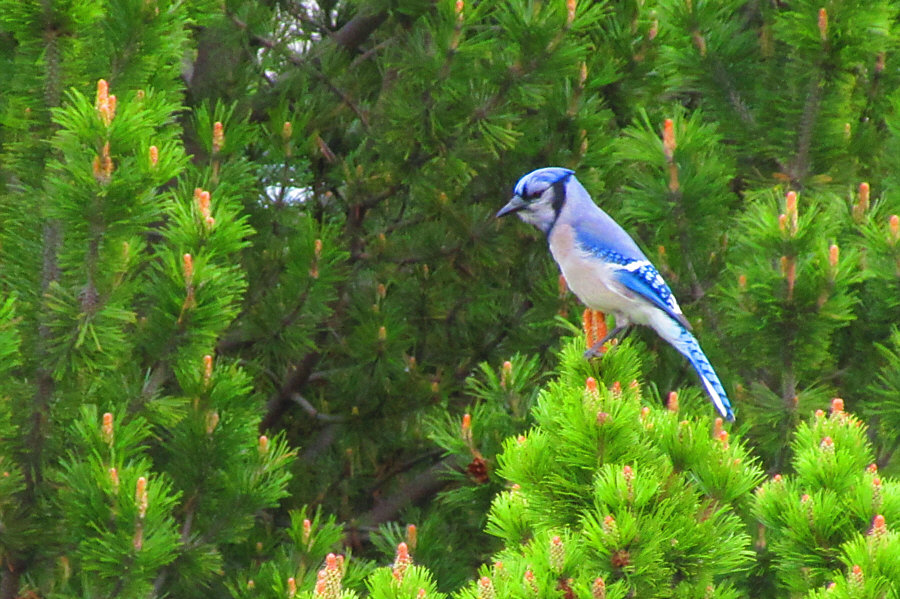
[495,195,526,218]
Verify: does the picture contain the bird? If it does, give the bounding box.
[496,167,734,421]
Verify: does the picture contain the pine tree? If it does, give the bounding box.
[4,0,900,597]
[473,338,764,598]
[642,0,900,467]
[754,400,900,598]
[0,2,293,595]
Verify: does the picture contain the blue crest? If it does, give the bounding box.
[513,167,575,197]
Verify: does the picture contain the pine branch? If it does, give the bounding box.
[291,393,348,423]
[228,13,371,129]
[354,455,461,531]
[43,29,62,109]
[26,220,63,502]
[790,75,824,181]
[282,1,338,42]
[710,59,756,129]
[300,422,340,463]
[349,38,393,69]
[151,495,198,597]
[260,350,320,430]
[332,10,387,51]
[664,134,705,303]
[0,565,21,599]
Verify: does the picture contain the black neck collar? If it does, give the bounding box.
[545,177,568,236]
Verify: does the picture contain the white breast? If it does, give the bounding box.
[548,224,655,326]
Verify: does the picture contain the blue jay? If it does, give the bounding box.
[496,167,734,421]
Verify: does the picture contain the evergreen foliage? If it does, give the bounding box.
[480,339,763,598]
[754,401,900,598]
[2,0,900,597]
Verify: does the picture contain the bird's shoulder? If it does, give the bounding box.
[565,207,647,263]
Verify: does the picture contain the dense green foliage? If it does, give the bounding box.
[2,0,900,597]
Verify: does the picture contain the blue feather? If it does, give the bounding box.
[611,262,691,331]
[500,167,735,421]
[668,325,735,421]
[513,167,573,197]
[574,236,690,330]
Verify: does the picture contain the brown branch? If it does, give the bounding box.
[152,494,198,596]
[349,38,393,69]
[0,560,22,599]
[710,59,756,129]
[332,11,388,51]
[260,350,321,430]
[291,393,348,423]
[790,76,823,182]
[300,423,341,463]
[352,455,461,531]
[7,27,67,598]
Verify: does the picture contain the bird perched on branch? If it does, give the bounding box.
[496,167,734,421]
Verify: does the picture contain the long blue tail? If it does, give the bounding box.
[660,320,734,421]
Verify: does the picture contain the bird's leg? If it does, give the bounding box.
[583,324,632,358]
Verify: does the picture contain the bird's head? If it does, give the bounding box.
[496,167,575,234]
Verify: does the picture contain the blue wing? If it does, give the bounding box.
[612,260,692,330]
[575,237,691,329]
[561,191,730,418]
[569,201,692,329]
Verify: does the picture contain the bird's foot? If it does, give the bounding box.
[583,339,617,359]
